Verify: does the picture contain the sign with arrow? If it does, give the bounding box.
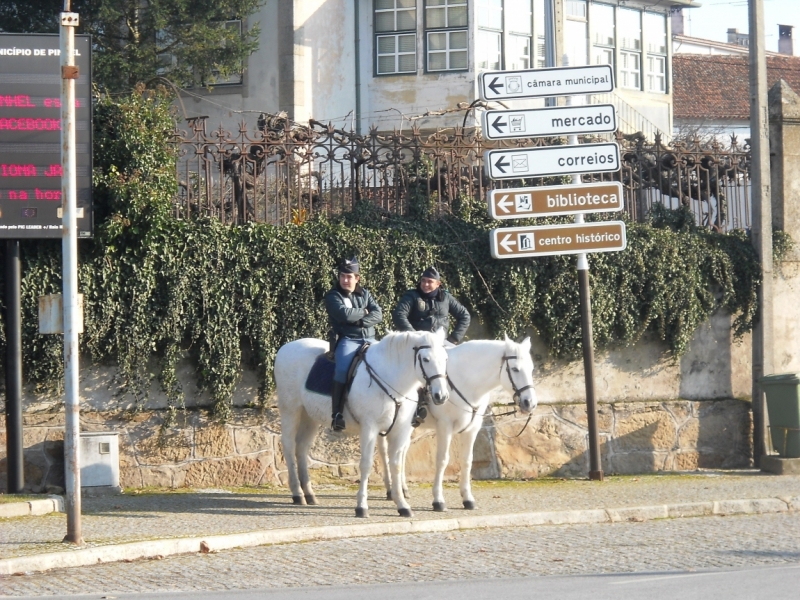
[489,221,627,259]
[478,64,614,101]
[481,104,617,140]
[487,182,624,220]
[484,142,620,180]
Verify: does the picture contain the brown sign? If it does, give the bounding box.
[490,221,627,259]
[487,182,623,220]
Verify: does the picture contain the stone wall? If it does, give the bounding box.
[1,397,751,493]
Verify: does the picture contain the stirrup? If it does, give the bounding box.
[331,413,346,431]
[411,405,428,428]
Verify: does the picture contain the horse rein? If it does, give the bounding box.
[500,354,534,437]
[360,344,445,437]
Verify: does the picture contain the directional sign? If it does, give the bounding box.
[479,65,614,102]
[484,142,620,180]
[488,182,623,220]
[482,104,617,140]
[490,221,627,259]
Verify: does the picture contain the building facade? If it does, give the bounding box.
[178,1,695,137]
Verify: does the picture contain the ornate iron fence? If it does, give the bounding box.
[173,115,751,232]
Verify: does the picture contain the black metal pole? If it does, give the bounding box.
[578,267,604,481]
[5,239,24,493]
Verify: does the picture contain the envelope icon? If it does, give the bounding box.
[512,155,529,173]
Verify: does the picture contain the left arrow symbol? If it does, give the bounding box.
[494,155,510,174]
[488,77,504,95]
[496,195,513,213]
[499,233,517,253]
[491,116,507,134]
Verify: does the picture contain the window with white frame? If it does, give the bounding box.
[644,11,667,93]
[565,0,587,67]
[506,0,532,70]
[618,7,641,89]
[375,0,417,75]
[477,0,503,70]
[533,0,545,67]
[590,2,614,69]
[426,0,468,71]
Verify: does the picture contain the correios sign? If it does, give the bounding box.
[487,182,624,220]
[478,64,614,101]
[484,142,620,180]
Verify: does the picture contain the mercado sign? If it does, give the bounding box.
[489,221,627,259]
[0,33,93,238]
[481,104,617,140]
[478,64,614,102]
[487,182,624,220]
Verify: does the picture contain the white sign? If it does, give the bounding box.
[479,65,614,101]
[482,104,617,140]
[484,142,620,180]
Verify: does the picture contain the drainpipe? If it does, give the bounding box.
[354,0,362,134]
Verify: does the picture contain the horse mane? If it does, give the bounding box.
[374,330,430,364]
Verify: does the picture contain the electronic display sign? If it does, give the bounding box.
[0,34,92,238]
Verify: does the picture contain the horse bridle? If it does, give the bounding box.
[414,344,448,390]
[501,354,534,405]
[360,344,446,437]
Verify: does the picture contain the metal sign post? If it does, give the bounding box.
[61,7,83,545]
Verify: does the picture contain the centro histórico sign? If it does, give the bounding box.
[489,221,627,259]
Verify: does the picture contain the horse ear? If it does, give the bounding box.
[504,333,511,344]
[435,327,447,343]
[520,336,531,353]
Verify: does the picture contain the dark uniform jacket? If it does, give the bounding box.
[325,284,383,340]
[391,287,471,343]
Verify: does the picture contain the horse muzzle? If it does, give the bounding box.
[430,380,449,405]
[516,390,537,414]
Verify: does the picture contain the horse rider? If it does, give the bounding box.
[324,257,383,431]
[391,266,471,346]
[391,266,470,426]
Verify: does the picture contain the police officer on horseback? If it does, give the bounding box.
[325,257,383,431]
[391,266,470,345]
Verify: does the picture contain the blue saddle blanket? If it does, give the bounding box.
[305,353,335,396]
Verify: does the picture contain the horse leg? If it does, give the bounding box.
[457,424,481,510]
[295,415,319,505]
[356,427,379,518]
[377,436,392,501]
[399,442,409,498]
[432,423,453,512]
[388,434,413,518]
[280,408,305,505]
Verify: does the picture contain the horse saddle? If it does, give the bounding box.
[304,343,370,396]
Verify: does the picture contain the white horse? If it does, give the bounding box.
[274,329,449,518]
[382,336,537,512]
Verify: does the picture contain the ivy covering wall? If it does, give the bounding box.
[0,89,768,421]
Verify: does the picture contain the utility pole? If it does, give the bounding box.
[61,2,83,545]
[748,0,773,466]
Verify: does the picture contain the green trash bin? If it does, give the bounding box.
[760,373,800,458]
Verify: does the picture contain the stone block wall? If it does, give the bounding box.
[1,398,751,493]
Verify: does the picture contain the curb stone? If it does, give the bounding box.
[0,496,63,519]
[0,496,796,576]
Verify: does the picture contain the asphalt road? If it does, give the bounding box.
[2,511,799,599]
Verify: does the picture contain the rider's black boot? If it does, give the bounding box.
[331,381,346,431]
[412,388,429,428]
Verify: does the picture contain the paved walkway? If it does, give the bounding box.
[2,470,800,577]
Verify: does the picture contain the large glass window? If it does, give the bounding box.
[533,0,545,68]
[506,0,532,70]
[426,0,468,71]
[477,0,503,70]
[565,0,587,67]
[645,12,667,93]
[618,8,641,89]
[375,0,417,74]
[591,2,615,68]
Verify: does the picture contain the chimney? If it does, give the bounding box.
[727,28,749,47]
[671,7,685,36]
[779,25,794,56]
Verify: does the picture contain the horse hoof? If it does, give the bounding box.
[355,507,369,518]
[398,508,414,518]
[432,502,447,512]
[292,495,304,505]
[386,490,393,501]
[463,500,476,510]
[304,494,318,506]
